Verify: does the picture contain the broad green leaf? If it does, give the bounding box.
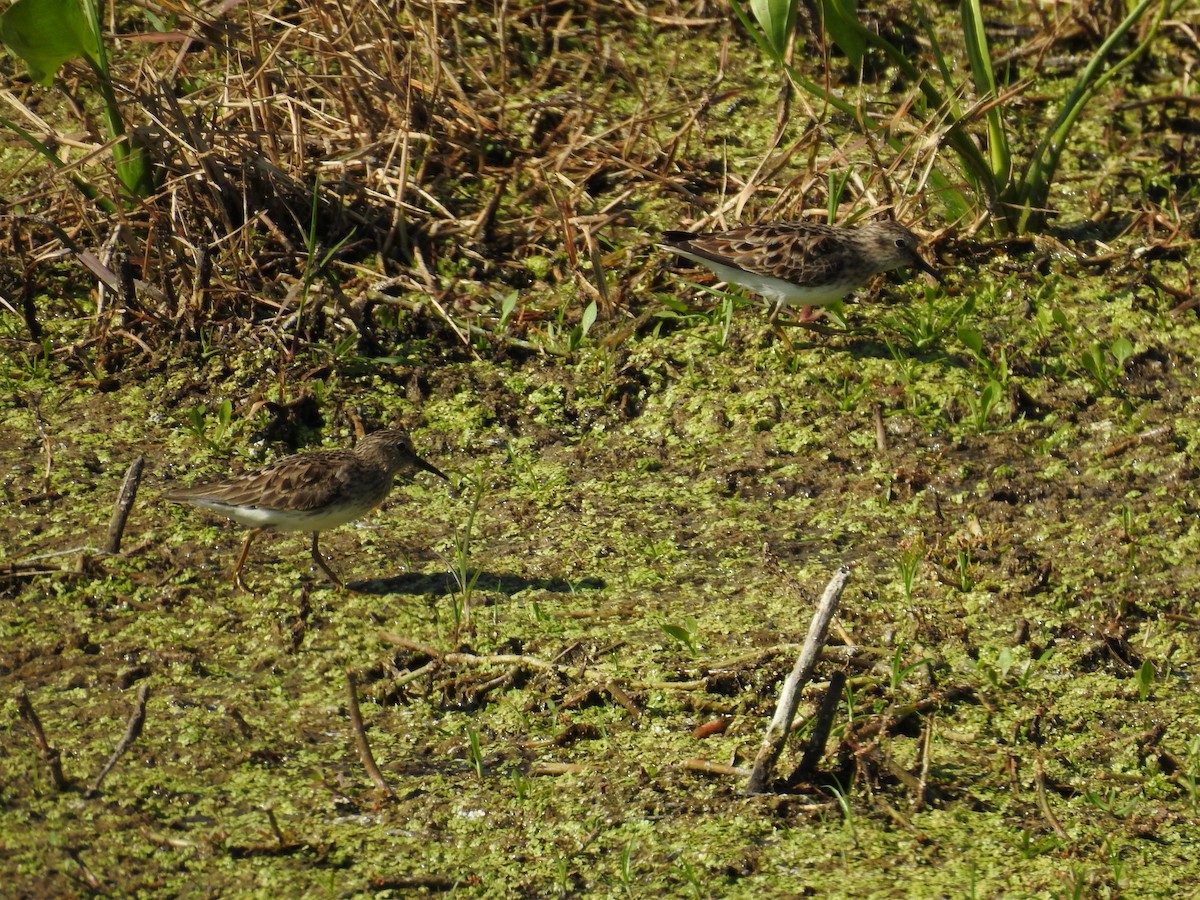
[500,290,519,321]
[0,0,100,85]
[1110,336,1134,366]
[662,624,690,642]
[750,0,798,61]
[996,646,1013,679]
[981,380,1002,408]
[957,326,984,357]
[1081,344,1105,381]
[818,0,865,70]
[115,139,156,197]
[1136,659,1154,701]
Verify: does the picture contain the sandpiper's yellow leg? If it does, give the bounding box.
[310,532,345,590]
[232,529,262,594]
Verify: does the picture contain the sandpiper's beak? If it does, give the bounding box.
[912,252,944,284]
[411,452,449,482]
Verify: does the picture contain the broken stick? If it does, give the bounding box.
[745,566,850,795]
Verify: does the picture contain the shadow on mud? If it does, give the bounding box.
[349,570,606,597]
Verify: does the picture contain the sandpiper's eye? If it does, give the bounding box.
[894,238,907,248]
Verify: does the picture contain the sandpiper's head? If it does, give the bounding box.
[357,428,449,481]
[860,221,942,282]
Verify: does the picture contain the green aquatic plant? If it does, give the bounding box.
[182,399,234,453]
[0,0,155,198]
[741,0,1167,233]
[662,616,700,657]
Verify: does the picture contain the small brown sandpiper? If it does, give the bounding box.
[659,219,941,327]
[167,428,448,592]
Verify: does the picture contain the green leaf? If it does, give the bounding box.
[960,0,996,97]
[957,326,984,357]
[0,0,100,85]
[1080,344,1105,382]
[580,300,598,337]
[750,0,798,61]
[185,405,205,434]
[498,290,519,329]
[1110,336,1134,367]
[661,621,698,656]
[818,0,865,70]
[333,332,359,359]
[1136,659,1154,701]
[996,646,1013,680]
[661,624,690,642]
[1015,0,1160,231]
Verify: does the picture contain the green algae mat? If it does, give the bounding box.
[2,0,1200,896]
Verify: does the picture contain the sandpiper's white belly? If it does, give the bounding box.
[678,257,855,308]
[187,499,375,532]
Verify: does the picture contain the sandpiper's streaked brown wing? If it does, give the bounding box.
[167,450,361,513]
[661,223,857,288]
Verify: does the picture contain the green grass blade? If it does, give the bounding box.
[911,1,962,107]
[1015,0,1163,229]
[0,116,117,212]
[960,0,1010,186]
[808,6,997,202]
[739,0,978,222]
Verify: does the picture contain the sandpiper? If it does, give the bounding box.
[659,219,941,326]
[166,428,448,592]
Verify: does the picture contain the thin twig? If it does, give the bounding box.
[1035,754,1070,840]
[859,744,924,795]
[624,678,709,691]
[1,564,87,581]
[604,681,642,723]
[1101,424,1172,459]
[265,808,286,846]
[377,632,562,674]
[388,660,438,691]
[442,652,558,672]
[345,670,394,798]
[746,566,851,795]
[8,545,108,565]
[916,715,933,810]
[793,669,846,782]
[1164,612,1200,626]
[14,688,68,790]
[65,849,105,892]
[29,393,53,495]
[104,454,145,554]
[530,762,586,776]
[377,631,442,657]
[872,794,918,834]
[683,758,751,778]
[86,683,150,798]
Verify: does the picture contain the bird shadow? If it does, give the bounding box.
[348,570,606,597]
